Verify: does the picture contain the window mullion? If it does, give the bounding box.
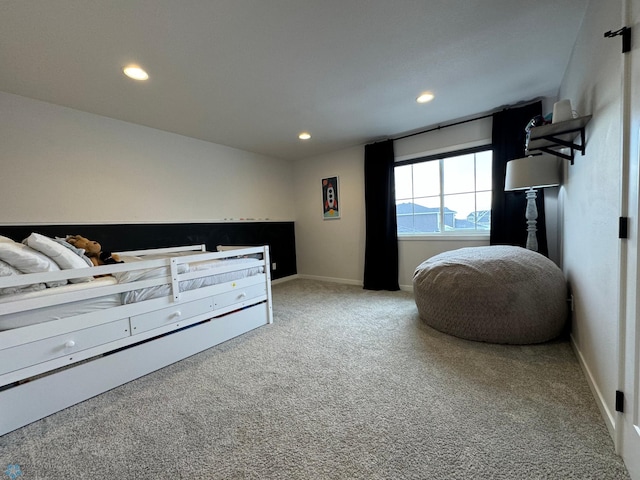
[439,159,445,233]
[411,165,416,233]
[473,153,478,231]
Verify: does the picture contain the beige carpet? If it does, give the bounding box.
[0,279,630,479]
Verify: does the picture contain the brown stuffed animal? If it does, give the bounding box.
[66,235,122,266]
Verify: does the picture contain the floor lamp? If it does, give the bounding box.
[504,154,561,251]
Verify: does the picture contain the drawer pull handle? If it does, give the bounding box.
[238,292,247,299]
[171,311,182,318]
[65,340,76,348]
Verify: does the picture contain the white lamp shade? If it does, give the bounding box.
[505,154,561,191]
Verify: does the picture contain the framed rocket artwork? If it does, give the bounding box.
[322,176,340,219]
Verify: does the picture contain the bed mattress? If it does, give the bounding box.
[0,277,121,330]
[118,256,264,303]
[0,257,265,330]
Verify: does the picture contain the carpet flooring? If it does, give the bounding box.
[0,279,631,479]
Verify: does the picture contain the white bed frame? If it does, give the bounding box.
[0,244,273,436]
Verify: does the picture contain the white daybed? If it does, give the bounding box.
[0,241,273,436]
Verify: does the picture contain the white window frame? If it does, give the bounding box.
[395,145,492,239]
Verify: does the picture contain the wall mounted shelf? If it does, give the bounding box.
[526,115,592,164]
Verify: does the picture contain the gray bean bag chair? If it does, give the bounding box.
[413,246,567,344]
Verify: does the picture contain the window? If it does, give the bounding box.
[395,148,492,235]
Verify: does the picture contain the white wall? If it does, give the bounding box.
[0,92,295,224]
[558,0,622,435]
[293,145,366,285]
[294,110,566,289]
[395,116,493,161]
[294,119,497,289]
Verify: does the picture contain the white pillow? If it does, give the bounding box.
[0,240,66,287]
[0,259,47,295]
[24,233,93,283]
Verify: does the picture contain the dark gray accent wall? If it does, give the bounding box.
[0,222,296,280]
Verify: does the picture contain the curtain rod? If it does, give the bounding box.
[388,98,543,142]
[393,112,494,141]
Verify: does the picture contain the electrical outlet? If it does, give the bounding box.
[570,294,575,312]
[272,262,277,271]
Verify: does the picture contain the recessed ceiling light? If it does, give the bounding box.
[416,92,435,104]
[123,65,149,81]
[298,132,311,140]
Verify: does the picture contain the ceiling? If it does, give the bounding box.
[0,1,588,161]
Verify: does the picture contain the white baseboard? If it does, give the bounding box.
[271,275,299,285]
[570,333,617,440]
[297,274,363,286]
[291,275,414,293]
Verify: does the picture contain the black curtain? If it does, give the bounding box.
[363,139,399,291]
[490,101,548,255]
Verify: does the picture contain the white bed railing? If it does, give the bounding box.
[0,245,271,315]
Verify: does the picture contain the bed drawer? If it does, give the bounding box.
[0,319,130,376]
[130,297,213,335]
[214,283,266,310]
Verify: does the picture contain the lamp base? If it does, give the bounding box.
[525,188,538,252]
